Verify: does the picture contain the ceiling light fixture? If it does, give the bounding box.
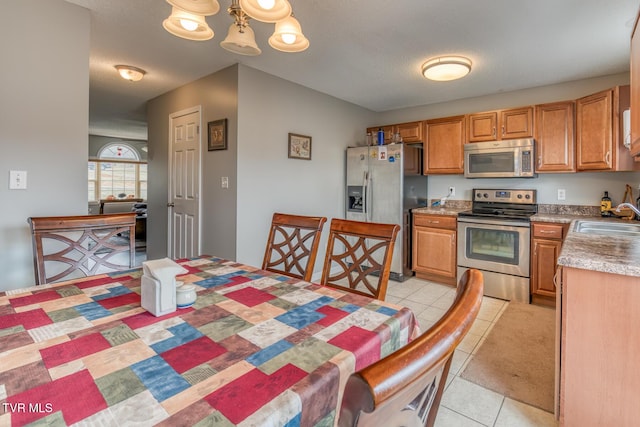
[115,65,147,82]
[421,56,472,81]
[163,0,308,54]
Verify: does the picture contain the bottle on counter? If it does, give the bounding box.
[377,128,384,145]
[601,191,612,217]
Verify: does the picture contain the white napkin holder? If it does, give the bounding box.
[141,258,188,317]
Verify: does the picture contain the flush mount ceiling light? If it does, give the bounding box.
[421,56,472,81]
[163,0,308,54]
[115,65,146,82]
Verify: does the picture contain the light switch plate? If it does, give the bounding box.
[221,176,229,189]
[9,170,27,190]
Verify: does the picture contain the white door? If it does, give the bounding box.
[168,108,201,259]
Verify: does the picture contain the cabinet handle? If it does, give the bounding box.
[502,125,505,136]
[492,127,496,137]
[605,151,611,165]
[539,230,556,234]
[429,220,440,224]
[553,266,561,290]
[538,156,542,167]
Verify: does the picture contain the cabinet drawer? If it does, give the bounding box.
[532,223,565,239]
[413,214,456,229]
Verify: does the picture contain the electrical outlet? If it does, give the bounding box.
[448,186,455,197]
[557,189,566,201]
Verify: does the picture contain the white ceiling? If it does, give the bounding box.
[66,0,640,140]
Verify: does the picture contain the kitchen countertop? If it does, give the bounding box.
[558,217,640,277]
[413,202,640,278]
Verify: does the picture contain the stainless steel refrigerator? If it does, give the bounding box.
[345,144,428,281]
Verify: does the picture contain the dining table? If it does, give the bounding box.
[0,256,420,426]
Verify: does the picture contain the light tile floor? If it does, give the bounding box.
[386,276,558,427]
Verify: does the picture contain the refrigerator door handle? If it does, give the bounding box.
[362,171,368,220]
[365,171,371,222]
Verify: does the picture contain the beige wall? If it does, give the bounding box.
[0,0,90,291]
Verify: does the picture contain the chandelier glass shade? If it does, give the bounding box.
[220,23,262,55]
[162,0,308,54]
[268,15,308,52]
[239,0,291,23]
[163,7,215,40]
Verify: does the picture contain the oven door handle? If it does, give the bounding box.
[456,217,531,228]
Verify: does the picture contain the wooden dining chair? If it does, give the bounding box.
[261,213,327,282]
[320,218,400,300]
[338,268,484,427]
[28,213,137,285]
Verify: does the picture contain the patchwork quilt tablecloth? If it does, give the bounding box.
[0,256,419,426]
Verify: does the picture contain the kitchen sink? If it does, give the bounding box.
[572,220,640,237]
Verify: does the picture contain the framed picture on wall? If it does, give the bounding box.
[288,133,312,160]
[208,119,227,151]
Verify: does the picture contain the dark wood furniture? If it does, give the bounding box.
[261,212,327,282]
[28,213,137,285]
[338,268,484,427]
[320,218,400,300]
[98,198,143,214]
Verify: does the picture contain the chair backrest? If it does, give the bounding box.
[320,218,400,300]
[337,268,484,427]
[261,213,327,282]
[28,213,137,285]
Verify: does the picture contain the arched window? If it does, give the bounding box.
[89,143,147,202]
[98,143,140,160]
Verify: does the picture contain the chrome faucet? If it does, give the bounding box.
[615,203,640,216]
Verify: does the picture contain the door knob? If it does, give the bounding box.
[167,202,175,208]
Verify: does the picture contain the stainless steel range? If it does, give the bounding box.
[456,189,537,303]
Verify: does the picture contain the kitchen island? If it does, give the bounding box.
[556,219,640,426]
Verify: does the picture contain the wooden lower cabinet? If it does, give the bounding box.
[530,222,568,306]
[559,267,640,426]
[412,214,457,286]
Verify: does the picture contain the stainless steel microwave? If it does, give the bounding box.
[464,138,536,178]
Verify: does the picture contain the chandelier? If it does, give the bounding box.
[162,0,309,56]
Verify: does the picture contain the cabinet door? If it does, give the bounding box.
[468,112,498,142]
[531,238,562,298]
[535,101,575,172]
[424,116,465,174]
[631,11,640,157]
[412,226,456,279]
[403,144,422,175]
[396,121,423,143]
[576,89,613,170]
[500,107,534,139]
[367,126,394,144]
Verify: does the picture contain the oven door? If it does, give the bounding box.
[457,217,530,277]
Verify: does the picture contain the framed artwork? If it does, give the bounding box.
[288,133,312,160]
[208,119,227,151]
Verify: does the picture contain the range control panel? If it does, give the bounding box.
[472,189,536,204]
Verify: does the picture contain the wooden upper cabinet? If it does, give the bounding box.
[631,9,640,157]
[468,106,533,142]
[576,85,637,171]
[367,125,394,144]
[423,116,465,174]
[467,112,498,142]
[367,121,423,144]
[534,101,575,172]
[396,121,423,143]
